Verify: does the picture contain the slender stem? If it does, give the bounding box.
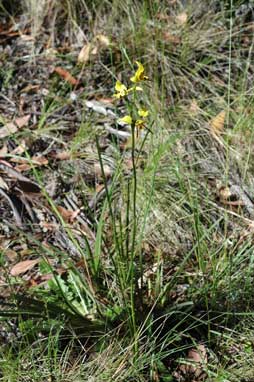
[125,179,131,261]
[130,122,137,340]
[131,122,137,259]
[95,137,127,305]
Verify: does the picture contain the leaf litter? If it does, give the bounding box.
[0,21,122,304]
[0,114,30,138]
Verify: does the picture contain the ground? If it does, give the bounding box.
[1,1,254,381]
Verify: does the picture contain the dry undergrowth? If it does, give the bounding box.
[1,1,254,381]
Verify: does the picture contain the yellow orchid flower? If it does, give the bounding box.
[138,108,149,118]
[130,61,149,83]
[113,80,136,99]
[118,115,133,125]
[113,80,129,98]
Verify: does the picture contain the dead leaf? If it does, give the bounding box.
[78,42,92,64]
[94,163,112,179]
[13,155,48,172]
[50,151,71,160]
[176,12,188,25]
[54,67,79,86]
[0,144,8,156]
[15,115,31,128]
[5,249,18,262]
[210,111,226,137]
[10,140,27,155]
[20,34,34,42]
[0,26,20,37]
[218,186,245,207]
[19,84,40,94]
[95,34,110,47]
[178,344,207,380]
[56,205,80,223]
[189,100,199,114]
[223,200,245,207]
[10,259,40,276]
[187,344,207,378]
[96,97,115,104]
[0,161,41,193]
[138,263,159,288]
[18,180,41,193]
[0,115,30,138]
[78,34,110,64]
[91,45,98,55]
[219,186,231,201]
[156,12,171,21]
[40,221,59,231]
[162,32,181,44]
[188,344,207,364]
[0,176,8,190]
[95,183,104,193]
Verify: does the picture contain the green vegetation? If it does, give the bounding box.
[1,0,254,381]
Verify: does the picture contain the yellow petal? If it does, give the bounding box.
[130,61,144,82]
[115,80,127,93]
[130,61,149,83]
[118,115,133,125]
[113,92,122,99]
[138,109,149,117]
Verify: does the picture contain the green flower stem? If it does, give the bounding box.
[130,120,138,345]
[95,137,127,307]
